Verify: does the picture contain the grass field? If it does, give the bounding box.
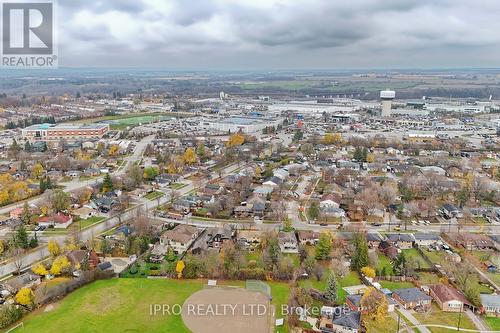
[145,191,165,201]
[19,278,202,333]
[402,248,431,269]
[378,280,414,291]
[17,278,292,333]
[485,316,500,331]
[413,304,475,333]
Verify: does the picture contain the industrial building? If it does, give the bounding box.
[22,123,109,141]
[201,116,283,134]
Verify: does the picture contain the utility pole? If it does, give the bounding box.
[396,312,401,332]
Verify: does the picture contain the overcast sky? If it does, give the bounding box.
[57,0,500,69]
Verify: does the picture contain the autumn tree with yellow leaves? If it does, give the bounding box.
[32,263,48,276]
[15,287,34,307]
[182,147,197,165]
[50,255,71,276]
[227,133,244,147]
[360,287,388,321]
[48,240,61,257]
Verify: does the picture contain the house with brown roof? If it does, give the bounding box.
[67,250,100,270]
[160,224,199,255]
[428,284,473,312]
[38,212,73,229]
[297,230,320,245]
[448,233,495,251]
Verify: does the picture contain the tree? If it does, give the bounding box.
[20,202,31,224]
[32,263,48,276]
[15,287,34,307]
[361,266,376,278]
[50,255,71,275]
[393,252,407,276]
[15,225,29,249]
[31,163,44,179]
[324,272,338,303]
[351,233,369,271]
[47,240,61,257]
[227,133,244,147]
[360,287,388,321]
[315,231,333,260]
[101,173,114,192]
[182,147,197,165]
[283,217,293,232]
[308,201,320,221]
[50,190,70,212]
[176,260,185,278]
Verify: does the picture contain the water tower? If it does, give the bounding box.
[380,90,395,117]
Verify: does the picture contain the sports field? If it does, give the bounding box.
[14,278,288,333]
[18,278,202,333]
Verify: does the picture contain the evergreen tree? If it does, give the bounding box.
[20,202,31,224]
[351,233,369,271]
[15,225,29,249]
[315,232,333,260]
[24,141,32,152]
[324,272,338,303]
[29,233,38,248]
[101,173,114,192]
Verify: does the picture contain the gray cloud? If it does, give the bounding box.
[56,0,500,68]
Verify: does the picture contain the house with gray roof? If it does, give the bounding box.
[393,287,432,310]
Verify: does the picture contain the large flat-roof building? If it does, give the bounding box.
[202,116,283,134]
[22,123,109,141]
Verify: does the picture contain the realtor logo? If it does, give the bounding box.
[1,0,57,68]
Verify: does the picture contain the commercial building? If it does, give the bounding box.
[202,116,283,134]
[22,123,109,141]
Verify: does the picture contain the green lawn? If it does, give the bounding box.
[378,280,414,291]
[402,248,431,269]
[77,216,106,229]
[19,278,202,333]
[170,183,188,190]
[145,191,165,200]
[484,316,500,331]
[268,282,292,333]
[413,304,475,333]
[18,279,291,333]
[364,315,399,333]
[298,271,361,303]
[376,253,394,275]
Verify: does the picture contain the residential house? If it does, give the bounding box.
[346,293,395,313]
[448,233,496,251]
[72,206,96,220]
[481,294,500,317]
[38,213,73,229]
[253,186,274,197]
[207,225,235,249]
[237,230,262,250]
[2,272,41,294]
[297,230,320,245]
[67,250,100,269]
[367,232,384,249]
[442,203,462,219]
[393,287,432,310]
[413,233,442,247]
[319,311,361,333]
[234,204,254,218]
[386,233,415,249]
[262,176,283,187]
[160,224,199,255]
[278,231,299,253]
[429,284,472,313]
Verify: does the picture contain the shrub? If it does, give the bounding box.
[0,305,25,329]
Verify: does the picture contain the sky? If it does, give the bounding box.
[56,0,500,69]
